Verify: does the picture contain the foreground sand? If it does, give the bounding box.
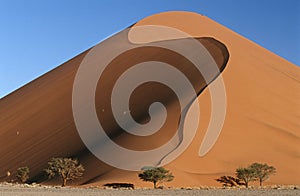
[0,184,299,196]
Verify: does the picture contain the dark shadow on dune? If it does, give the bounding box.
[94,36,229,152]
[0,25,229,185]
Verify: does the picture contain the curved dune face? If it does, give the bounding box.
[1,11,300,187]
[0,11,229,184]
[73,33,229,171]
[100,37,228,149]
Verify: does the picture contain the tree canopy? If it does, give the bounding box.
[138,167,174,189]
[45,157,84,187]
[235,167,256,188]
[250,162,276,186]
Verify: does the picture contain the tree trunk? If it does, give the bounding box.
[153,181,157,189]
[259,179,262,187]
[245,181,248,188]
[62,178,67,187]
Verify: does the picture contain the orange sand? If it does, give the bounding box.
[0,11,299,187]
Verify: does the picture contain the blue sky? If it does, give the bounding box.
[0,0,299,98]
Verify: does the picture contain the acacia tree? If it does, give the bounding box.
[138,167,174,189]
[45,157,84,187]
[16,167,30,183]
[235,167,256,188]
[250,163,276,186]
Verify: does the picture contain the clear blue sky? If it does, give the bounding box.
[0,0,299,98]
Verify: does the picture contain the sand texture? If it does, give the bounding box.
[0,11,299,187]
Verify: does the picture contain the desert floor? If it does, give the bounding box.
[0,184,299,196]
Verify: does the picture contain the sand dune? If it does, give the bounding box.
[0,11,299,187]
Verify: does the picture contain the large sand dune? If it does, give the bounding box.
[0,11,299,187]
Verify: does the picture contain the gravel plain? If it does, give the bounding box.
[0,183,299,196]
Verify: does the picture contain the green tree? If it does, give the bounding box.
[138,167,174,189]
[45,157,84,187]
[235,167,256,188]
[16,167,30,183]
[250,163,276,186]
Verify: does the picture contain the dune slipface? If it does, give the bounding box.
[0,11,299,187]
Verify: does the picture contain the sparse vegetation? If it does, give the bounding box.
[16,167,30,183]
[236,167,256,188]
[249,162,276,186]
[44,157,84,187]
[216,162,277,188]
[138,167,174,189]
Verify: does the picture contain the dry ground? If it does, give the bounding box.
[0,183,299,196]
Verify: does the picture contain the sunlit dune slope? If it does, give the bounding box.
[0,11,299,187]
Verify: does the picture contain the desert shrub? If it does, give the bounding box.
[16,167,30,183]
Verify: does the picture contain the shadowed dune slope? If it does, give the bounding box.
[1,11,299,187]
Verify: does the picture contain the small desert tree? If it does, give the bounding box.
[45,157,84,187]
[235,167,256,188]
[250,163,276,186]
[16,167,30,183]
[138,167,174,189]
